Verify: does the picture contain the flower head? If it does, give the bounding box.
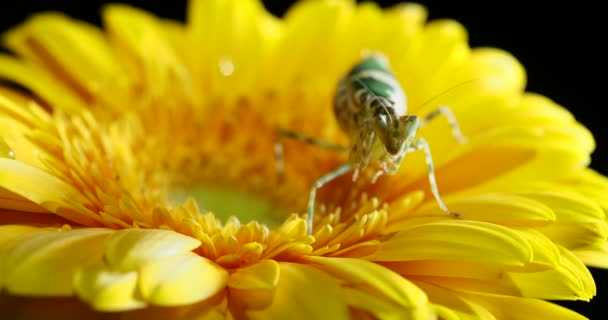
[0,0,607,319]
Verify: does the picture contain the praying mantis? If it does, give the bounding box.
[275,53,467,234]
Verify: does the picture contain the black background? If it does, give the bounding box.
[0,0,606,318]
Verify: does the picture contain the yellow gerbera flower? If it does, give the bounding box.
[0,0,607,319]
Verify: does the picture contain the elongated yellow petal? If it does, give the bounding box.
[103,4,187,100]
[0,188,52,214]
[247,263,349,320]
[104,229,201,271]
[460,292,588,320]
[0,225,39,245]
[0,225,41,286]
[309,257,427,309]
[0,92,51,168]
[402,244,594,301]
[4,14,120,81]
[379,231,563,297]
[188,0,277,100]
[228,259,279,290]
[519,190,607,249]
[0,137,13,158]
[414,192,555,227]
[0,159,102,226]
[139,251,228,306]
[508,246,595,301]
[0,55,84,112]
[0,88,48,128]
[413,281,496,320]
[516,229,561,267]
[574,241,608,268]
[74,263,145,312]
[308,256,429,313]
[365,3,427,77]
[370,220,532,266]
[402,20,470,109]
[430,304,460,320]
[343,287,431,320]
[564,168,608,211]
[272,0,351,94]
[228,259,280,310]
[2,227,112,295]
[118,294,228,320]
[4,13,129,114]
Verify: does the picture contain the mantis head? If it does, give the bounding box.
[376,114,419,156]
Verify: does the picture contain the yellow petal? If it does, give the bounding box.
[402,19,470,109]
[271,0,351,95]
[369,3,427,74]
[104,228,201,271]
[308,256,429,313]
[574,242,608,268]
[516,229,561,267]
[228,259,279,290]
[343,287,431,320]
[308,256,427,308]
[370,220,532,266]
[430,304,460,320]
[414,192,555,227]
[564,168,608,212]
[0,188,52,214]
[399,242,593,301]
[228,259,280,310]
[0,158,102,226]
[74,263,145,312]
[508,246,596,301]
[0,137,14,159]
[0,224,39,245]
[461,292,588,320]
[2,227,112,295]
[103,4,186,100]
[519,190,607,249]
[247,263,349,320]
[3,13,127,112]
[119,294,228,320]
[139,251,228,306]
[0,86,48,128]
[0,54,84,112]
[188,0,276,100]
[0,225,40,286]
[413,281,496,320]
[384,237,555,281]
[379,231,561,293]
[0,92,51,167]
[465,94,575,137]
[465,48,526,97]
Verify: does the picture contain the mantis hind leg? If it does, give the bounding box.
[420,105,467,143]
[274,129,348,178]
[411,137,461,218]
[307,163,352,234]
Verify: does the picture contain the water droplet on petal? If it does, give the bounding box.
[218,57,235,77]
[0,138,15,159]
